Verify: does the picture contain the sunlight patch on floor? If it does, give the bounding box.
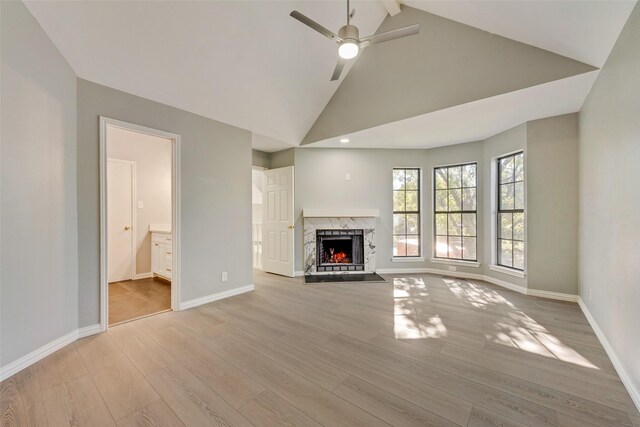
[393,277,447,339]
[443,278,598,369]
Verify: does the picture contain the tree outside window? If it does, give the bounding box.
[497,152,525,270]
[433,163,477,261]
[393,168,420,257]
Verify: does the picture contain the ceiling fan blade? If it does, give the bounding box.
[361,24,419,47]
[290,11,342,42]
[331,59,346,81]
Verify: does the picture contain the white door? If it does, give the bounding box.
[108,159,135,283]
[262,166,295,277]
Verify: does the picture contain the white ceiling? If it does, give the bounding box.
[24,0,387,151]
[25,0,636,152]
[310,71,599,149]
[404,0,637,68]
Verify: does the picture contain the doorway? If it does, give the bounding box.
[252,167,265,270]
[100,118,181,330]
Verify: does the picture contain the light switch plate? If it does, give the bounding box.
[345,173,351,181]
[137,201,144,208]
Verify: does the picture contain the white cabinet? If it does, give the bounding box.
[151,232,172,281]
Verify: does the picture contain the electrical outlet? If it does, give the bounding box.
[221,271,228,282]
[448,266,456,272]
[345,173,351,181]
[137,200,144,208]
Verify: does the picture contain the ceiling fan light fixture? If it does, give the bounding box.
[338,40,359,59]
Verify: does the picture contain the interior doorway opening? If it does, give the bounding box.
[252,167,265,270]
[100,118,181,329]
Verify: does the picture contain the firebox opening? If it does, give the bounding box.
[316,229,365,272]
[321,238,353,264]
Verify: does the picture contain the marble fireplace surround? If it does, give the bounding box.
[303,209,378,275]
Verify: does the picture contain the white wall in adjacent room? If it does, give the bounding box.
[107,127,172,275]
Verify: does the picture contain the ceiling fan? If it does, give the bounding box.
[290,0,419,81]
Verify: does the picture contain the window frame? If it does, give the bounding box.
[496,151,525,271]
[432,162,478,262]
[392,168,422,258]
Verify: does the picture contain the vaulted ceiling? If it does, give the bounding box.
[25,0,636,152]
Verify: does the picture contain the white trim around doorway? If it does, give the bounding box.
[99,117,182,332]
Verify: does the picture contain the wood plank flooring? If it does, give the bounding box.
[109,277,171,325]
[2,271,638,426]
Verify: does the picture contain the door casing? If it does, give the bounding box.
[99,117,181,331]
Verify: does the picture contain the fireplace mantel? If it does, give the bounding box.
[303,208,379,218]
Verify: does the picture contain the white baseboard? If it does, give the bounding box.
[578,298,640,413]
[179,284,255,310]
[0,323,101,382]
[295,271,305,277]
[77,324,103,338]
[376,267,577,302]
[527,288,578,302]
[134,272,153,280]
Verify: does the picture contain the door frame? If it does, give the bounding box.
[106,157,137,282]
[99,117,182,331]
[251,166,267,271]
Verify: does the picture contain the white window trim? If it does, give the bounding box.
[490,264,526,278]
[430,258,480,268]
[392,167,423,259]
[432,162,478,262]
[492,149,527,272]
[392,257,425,263]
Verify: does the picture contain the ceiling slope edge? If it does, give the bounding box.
[306,71,599,150]
[301,5,597,146]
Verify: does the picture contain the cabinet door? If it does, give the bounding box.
[152,241,164,274]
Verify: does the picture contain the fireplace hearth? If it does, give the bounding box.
[316,229,364,272]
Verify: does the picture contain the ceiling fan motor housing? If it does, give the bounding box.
[339,24,360,43]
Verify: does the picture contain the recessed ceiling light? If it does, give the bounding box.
[340,138,350,143]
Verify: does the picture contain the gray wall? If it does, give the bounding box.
[291,116,579,296]
[303,5,595,144]
[252,149,271,169]
[270,148,295,169]
[292,148,428,272]
[482,124,527,287]
[579,2,640,397]
[1,0,79,365]
[527,114,579,295]
[77,79,253,326]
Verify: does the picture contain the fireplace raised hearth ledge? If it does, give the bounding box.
[303,212,377,275]
[303,208,379,218]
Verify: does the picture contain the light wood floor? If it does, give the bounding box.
[2,271,639,426]
[109,277,171,326]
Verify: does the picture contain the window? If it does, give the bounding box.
[434,163,477,261]
[393,168,420,257]
[497,152,525,270]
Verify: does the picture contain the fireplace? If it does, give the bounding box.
[303,211,377,275]
[316,229,365,272]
